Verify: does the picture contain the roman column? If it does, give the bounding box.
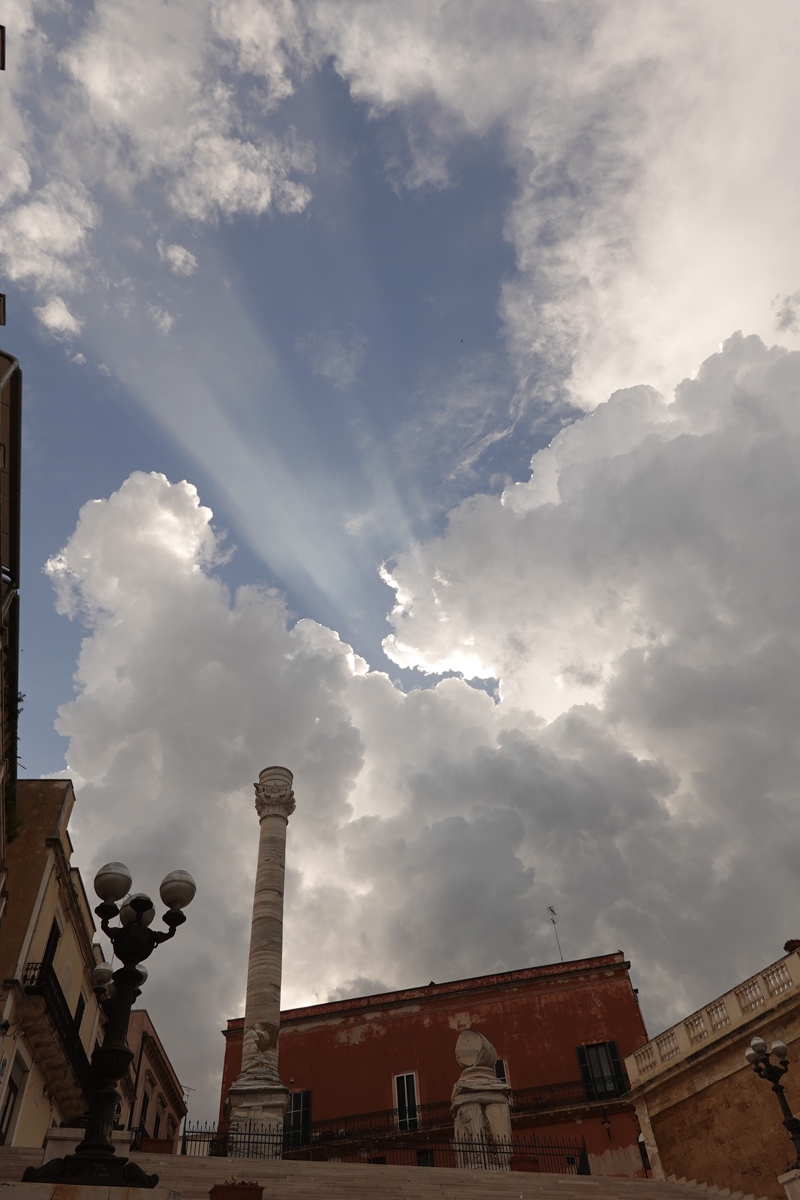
[226,766,295,1132]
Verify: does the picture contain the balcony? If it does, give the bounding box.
[18,962,93,1121]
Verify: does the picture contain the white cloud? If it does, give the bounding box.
[158,241,198,277]
[303,1,800,410]
[60,0,312,222]
[296,330,366,390]
[47,336,800,1116]
[148,304,175,335]
[34,296,85,337]
[0,181,97,290]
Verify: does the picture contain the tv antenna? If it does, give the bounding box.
[548,906,564,963]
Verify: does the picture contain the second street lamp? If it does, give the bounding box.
[744,1035,800,1170]
[23,862,196,1188]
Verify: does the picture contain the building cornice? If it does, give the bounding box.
[269,953,631,1026]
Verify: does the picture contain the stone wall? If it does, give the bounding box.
[638,1004,800,1199]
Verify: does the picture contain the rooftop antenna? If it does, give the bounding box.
[548,906,564,963]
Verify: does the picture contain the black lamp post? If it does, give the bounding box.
[23,862,196,1188]
[745,1035,800,1170]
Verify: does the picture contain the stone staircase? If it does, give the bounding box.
[0,1147,769,1200]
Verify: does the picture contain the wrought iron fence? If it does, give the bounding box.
[180,1121,588,1174]
[256,1074,628,1150]
[21,961,94,1098]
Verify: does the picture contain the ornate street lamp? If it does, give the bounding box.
[24,862,195,1188]
[744,1036,800,1170]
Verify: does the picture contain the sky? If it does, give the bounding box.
[3,0,800,1120]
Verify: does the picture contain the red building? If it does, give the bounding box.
[219,952,651,1177]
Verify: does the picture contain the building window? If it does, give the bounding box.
[0,1077,19,1145]
[153,1113,161,1138]
[576,1041,627,1100]
[284,1090,312,1146]
[139,1090,151,1133]
[495,1058,507,1083]
[42,919,60,966]
[0,1057,26,1146]
[395,1073,418,1131]
[74,993,86,1035]
[416,1149,435,1167]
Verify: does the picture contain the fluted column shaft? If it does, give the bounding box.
[241,807,289,1075]
[226,766,295,1131]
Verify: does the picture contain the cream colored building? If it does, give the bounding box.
[126,1010,187,1149]
[625,947,800,1200]
[0,780,105,1146]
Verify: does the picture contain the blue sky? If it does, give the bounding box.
[6,0,800,1116]
[14,58,526,769]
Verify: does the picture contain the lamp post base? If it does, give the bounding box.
[22,1153,159,1188]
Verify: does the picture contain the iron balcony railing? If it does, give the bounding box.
[276,1073,628,1147]
[511,1073,628,1113]
[21,962,94,1099]
[180,1120,589,1174]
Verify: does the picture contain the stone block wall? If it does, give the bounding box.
[643,1007,800,1200]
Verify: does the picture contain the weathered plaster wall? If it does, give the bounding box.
[219,953,650,1176]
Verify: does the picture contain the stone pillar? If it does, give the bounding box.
[451,1029,512,1169]
[226,766,295,1133]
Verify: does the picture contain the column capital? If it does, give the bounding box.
[254,765,295,821]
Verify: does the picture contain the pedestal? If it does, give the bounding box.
[779,1167,800,1200]
[42,1128,135,1165]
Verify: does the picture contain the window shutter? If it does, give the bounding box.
[607,1041,626,1094]
[576,1045,595,1101]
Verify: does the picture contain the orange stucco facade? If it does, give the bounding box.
[219,952,651,1176]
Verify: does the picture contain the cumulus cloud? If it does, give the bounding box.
[47,334,800,1117]
[158,241,198,277]
[34,296,85,337]
[0,181,97,290]
[296,330,366,390]
[304,0,800,410]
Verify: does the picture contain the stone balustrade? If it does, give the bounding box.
[624,950,800,1087]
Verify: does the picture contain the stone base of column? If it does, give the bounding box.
[226,1069,289,1133]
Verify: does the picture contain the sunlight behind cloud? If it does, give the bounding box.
[48,334,800,1116]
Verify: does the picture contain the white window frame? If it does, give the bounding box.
[394,1071,418,1131]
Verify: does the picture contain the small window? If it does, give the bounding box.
[42,920,60,967]
[74,993,86,1035]
[284,1090,312,1146]
[417,1149,435,1167]
[576,1041,627,1100]
[495,1058,507,1083]
[0,1057,26,1145]
[153,1112,161,1138]
[139,1091,151,1133]
[0,1077,18,1145]
[395,1073,418,1131]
